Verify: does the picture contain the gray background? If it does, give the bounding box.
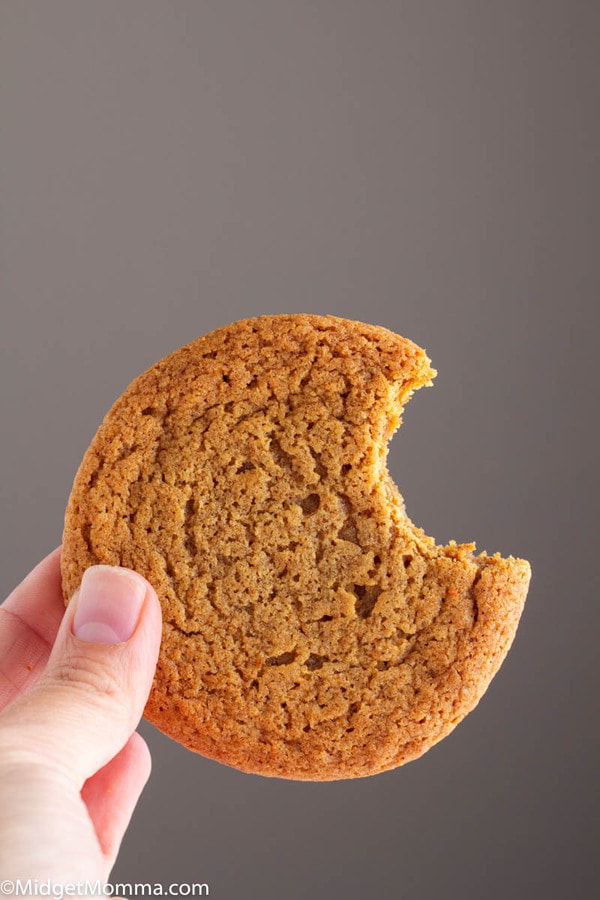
[1,2,598,898]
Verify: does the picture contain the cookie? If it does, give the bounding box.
[61,314,531,780]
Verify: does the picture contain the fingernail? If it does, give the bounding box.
[73,566,147,644]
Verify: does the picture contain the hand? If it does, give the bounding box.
[0,548,162,888]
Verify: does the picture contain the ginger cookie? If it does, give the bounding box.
[61,314,531,780]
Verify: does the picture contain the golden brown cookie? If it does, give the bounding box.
[61,314,530,780]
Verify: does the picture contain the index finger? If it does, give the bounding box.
[0,547,66,711]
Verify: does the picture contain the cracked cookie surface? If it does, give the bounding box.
[61,314,530,780]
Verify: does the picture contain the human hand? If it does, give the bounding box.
[0,548,162,888]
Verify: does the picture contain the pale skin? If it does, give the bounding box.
[0,548,162,886]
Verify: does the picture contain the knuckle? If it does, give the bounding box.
[50,647,126,706]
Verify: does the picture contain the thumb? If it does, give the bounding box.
[0,565,162,787]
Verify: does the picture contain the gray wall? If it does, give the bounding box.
[1,2,597,898]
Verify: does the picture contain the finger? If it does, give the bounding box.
[0,547,64,710]
[0,565,162,787]
[81,731,151,873]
